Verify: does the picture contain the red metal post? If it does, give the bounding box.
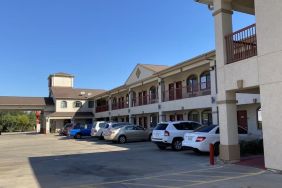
[210,143,215,165]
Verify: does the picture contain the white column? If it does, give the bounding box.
[210,60,218,125]
[45,117,50,134]
[158,78,165,122]
[213,0,239,161]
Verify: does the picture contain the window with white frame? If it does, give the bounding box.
[61,101,67,108]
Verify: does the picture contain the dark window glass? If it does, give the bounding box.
[88,101,94,108]
[174,122,193,130]
[125,126,134,130]
[238,127,248,134]
[215,128,220,134]
[155,123,168,130]
[194,125,216,132]
[99,123,107,128]
[191,122,202,129]
[136,126,144,130]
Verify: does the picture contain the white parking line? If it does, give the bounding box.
[149,177,205,183]
[180,170,265,188]
[122,182,177,188]
[76,166,224,188]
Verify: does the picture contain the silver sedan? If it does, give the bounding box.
[103,124,152,144]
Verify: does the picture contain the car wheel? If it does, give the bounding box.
[157,145,166,150]
[75,133,82,139]
[172,139,182,151]
[148,134,152,141]
[214,142,220,156]
[118,135,127,144]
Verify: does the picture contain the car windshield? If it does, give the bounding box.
[154,123,168,130]
[194,125,217,133]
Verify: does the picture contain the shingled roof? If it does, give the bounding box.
[50,87,106,100]
[0,97,54,106]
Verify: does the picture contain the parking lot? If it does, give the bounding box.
[0,134,281,188]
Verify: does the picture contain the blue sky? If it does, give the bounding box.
[0,0,255,97]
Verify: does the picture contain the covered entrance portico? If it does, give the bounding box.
[46,112,94,133]
[0,96,54,133]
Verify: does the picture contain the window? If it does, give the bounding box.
[201,110,212,126]
[186,75,198,93]
[155,123,168,130]
[200,71,210,90]
[215,128,220,134]
[174,122,194,130]
[74,101,82,108]
[257,107,262,129]
[238,127,248,134]
[88,101,94,108]
[149,86,157,103]
[188,111,200,122]
[194,125,217,133]
[135,126,144,130]
[125,125,134,130]
[61,101,67,108]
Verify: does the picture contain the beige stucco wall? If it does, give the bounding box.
[255,0,282,171]
[51,77,73,88]
[55,99,92,112]
[224,57,259,91]
[126,65,155,85]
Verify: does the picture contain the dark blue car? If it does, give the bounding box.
[70,123,93,139]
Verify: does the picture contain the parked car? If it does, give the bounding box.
[102,122,129,140]
[182,125,260,155]
[104,124,152,144]
[151,121,202,151]
[69,123,93,139]
[59,123,74,136]
[91,121,107,139]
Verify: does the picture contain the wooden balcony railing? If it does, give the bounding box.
[96,105,109,112]
[225,24,257,64]
[132,94,158,107]
[162,84,211,102]
[112,102,129,110]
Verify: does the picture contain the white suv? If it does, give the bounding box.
[91,121,107,139]
[151,121,202,151]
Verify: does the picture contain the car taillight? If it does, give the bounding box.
[196,136,206,142]
[164,130,170,136]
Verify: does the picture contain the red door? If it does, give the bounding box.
[169,115,175,121]
[175,81,182,99]
[169,83,174,101]
[237,110,248,130]
[143,91,147,105]
[176,114,183,121]
[138,92,143,106]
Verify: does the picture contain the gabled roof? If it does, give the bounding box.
[50,87,106,100]
[125,64,170,85]
[0,97,54,106]
[139,64,170,73]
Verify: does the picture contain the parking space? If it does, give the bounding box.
[0,134,281,188]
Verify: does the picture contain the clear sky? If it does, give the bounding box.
[0,0,255,97]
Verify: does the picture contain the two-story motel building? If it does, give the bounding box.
[3,0,282,171]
